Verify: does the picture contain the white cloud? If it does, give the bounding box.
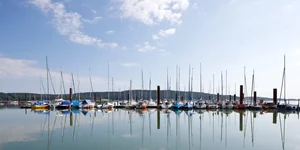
[136,42,156,52]
[0,55,105,91]
[121,46,127,50]
[152,28,176,40]
[106,30,115,34]
[192,3,198,9]
[172,3,180,10]
[28,0,117,48]
[119,0,189,25]
[121,63,140,67]
[82,16,102,24]
[92,9,97,14]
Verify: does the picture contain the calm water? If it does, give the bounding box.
[0,107,299,150]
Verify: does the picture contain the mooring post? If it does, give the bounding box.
[234,94,236,101]
[239,112,243,131]
[70,112,73,126]
[229,95,231,101]
[240,85,243,104]
[273,111,277,124]
[157,85,161,130]
[254,91,257,105]
[25,94,27,102]
[217,93,220,102]
[69,88,72,102]
[273,88,277,105]
[157,86,160,108]
[69,88,73,126]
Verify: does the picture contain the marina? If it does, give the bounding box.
[0,107,298,150]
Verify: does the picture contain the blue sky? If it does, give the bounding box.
[0,0,300,98]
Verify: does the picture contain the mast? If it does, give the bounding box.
[108,61,110,101]
[221,71,223,102]
[213,74,215,102]
[176,65,178,100]
[60,69,66,98]
[46,56,49,100]
[112,77,114,101]
[251,70,255,106]
[149,73,151,100]
[71,73,76,99]
[141,70,144,100]
[188,64,191,100]
[89,68,94,99]
[226,70,227,100]
[244,67,248,104]
[284,55,286,105]
[129,80,132,104]
[191,67,194,100]
[200,63,202,93]
[179,66,181,100]
[77,73,80,100]
[167,67,169,100]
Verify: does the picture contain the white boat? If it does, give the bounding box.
[136,101,147,109]
[161,101,172,109]
[102,102,114,109]
[54,98,64,107]
[80,99,95,109]
[194,101,207,109]
[147,99,157,108]
[221,101,234,109]
[207,103,219,109]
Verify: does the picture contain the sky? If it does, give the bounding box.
[0,0,300,98]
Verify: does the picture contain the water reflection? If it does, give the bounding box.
[0,108,298,150]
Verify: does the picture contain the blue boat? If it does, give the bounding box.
[56,100,71,109]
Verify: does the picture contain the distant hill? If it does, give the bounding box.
[0,90,297,102]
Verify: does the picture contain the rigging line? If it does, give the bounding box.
[48,69,57,95]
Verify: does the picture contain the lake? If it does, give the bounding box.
[0,107,299,150]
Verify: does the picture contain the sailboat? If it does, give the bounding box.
[102,63,114,109]
[182,65,194,109]
[195,63,207,109]
[221,71,233,109]
[249,70,262,110]
[32,56,51,110]
[147,74,157,108]
[161,67,173,109]
[136,70,147,109]
[207,74,219,109]
[277,55,297,111]
[125,80,137,109]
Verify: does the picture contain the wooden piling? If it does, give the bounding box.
[239,112,243,131]
[70,112,73,126]
[240,85,243,104]
[157,86,160,108]
[273,111,277,124]
[254,91,257,105]
[157,109,160,129]
[234,94,236,101]
[217,93,220,102]
[273,88,277,105]
[229,95,231,101]
[69,88,72,102]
